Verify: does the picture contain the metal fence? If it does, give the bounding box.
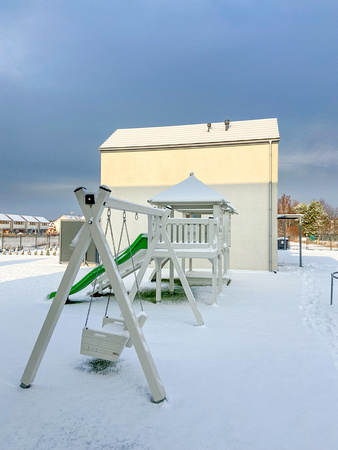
[0,234,60,251]
[305,235,338,251]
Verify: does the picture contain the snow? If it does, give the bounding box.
[148,173,230,204]
[2,248,338,449]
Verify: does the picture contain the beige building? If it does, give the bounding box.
[53,215,84,233]
[99,118,280,271]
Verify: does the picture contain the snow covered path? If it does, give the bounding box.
[1,250,338,449]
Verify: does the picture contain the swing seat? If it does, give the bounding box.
[102,312,147,348]
[80,312,147,361]
[80,326,129,362]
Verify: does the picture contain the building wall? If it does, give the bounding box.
[0,222,11,231]
[100,141,278,271]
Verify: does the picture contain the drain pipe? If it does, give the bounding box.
[269,140,272,272]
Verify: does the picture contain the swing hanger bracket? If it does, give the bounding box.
[85,193,95,205]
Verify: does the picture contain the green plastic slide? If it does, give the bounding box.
[49,234,148,299]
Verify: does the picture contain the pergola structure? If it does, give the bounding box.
[277,214,303,267]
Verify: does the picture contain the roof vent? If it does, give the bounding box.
[207,123,211,132]
[224,119,230,131]
[189,172,194,177]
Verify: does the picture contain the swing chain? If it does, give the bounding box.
[85,208,114,328]
[104,209,127,319]
[116,211,127,257]
[85,208,144,327]
[84,298,92,328]
[123,211,143,311]
[84,264,101,328]
[103,207,115,317]
[105,208,117,258]
[104,287,112,317]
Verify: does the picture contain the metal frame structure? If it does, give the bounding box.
[330,272,338,306]
[277,214,303,267]
[20,185,204,403]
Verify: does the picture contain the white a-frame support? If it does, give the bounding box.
[20,185,204,403]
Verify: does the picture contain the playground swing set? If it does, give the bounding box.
[20,185,204,403]
[80,205,147,362]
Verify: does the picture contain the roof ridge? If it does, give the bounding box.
[100,118,279,151]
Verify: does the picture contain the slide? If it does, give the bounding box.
[49,234,148,299]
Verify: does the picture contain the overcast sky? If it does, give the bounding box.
[1,1,337,219]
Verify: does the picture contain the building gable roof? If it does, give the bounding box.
[100,118,279,152]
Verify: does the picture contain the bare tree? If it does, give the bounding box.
[278,194,292,214]
[320,199,338,235]
[320,199,338,220]
[278,194,299,238]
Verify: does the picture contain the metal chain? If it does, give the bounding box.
[117,211,127,256]
[84,264,101,328]
[123,211,143,311]
[104,208,116,317]
[104,288,112,317]
[85,208,144,326]
[106,208,117,258]
[85,208,114,327]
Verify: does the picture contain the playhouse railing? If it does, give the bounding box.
[156,218,219,250]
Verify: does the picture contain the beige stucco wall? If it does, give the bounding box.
[101,143,278,186]
[100,141,278,271]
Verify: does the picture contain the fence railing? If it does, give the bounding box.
[0,234,60,251]
[305,235,338,250]
[156,218,219,250]
[284,235,338,251]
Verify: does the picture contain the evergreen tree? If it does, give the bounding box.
[293,201,328,235]
[293,202,307,215]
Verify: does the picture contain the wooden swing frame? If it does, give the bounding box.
[20,185,204,403]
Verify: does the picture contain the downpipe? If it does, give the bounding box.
[269,140,272,272]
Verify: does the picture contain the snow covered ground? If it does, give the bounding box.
[2,248,338,449]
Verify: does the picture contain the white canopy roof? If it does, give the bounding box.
[148,173,237,215]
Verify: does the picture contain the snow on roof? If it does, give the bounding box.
[0,213,10,221]
[55,215,84,221]
[34,216,50,223]
[100,118,279,151]
[21,215,39,223]
[5,214,26,222]
[148,173,237,214]
[2,215,50,224]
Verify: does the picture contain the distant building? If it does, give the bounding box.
[53,215,84,233]
[34,216,50,233]
[20,216,40,233]
[0,214,50,234]
[5,214,26,233]
[0,214,11,233]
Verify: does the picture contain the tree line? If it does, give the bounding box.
[278,194,338,238]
